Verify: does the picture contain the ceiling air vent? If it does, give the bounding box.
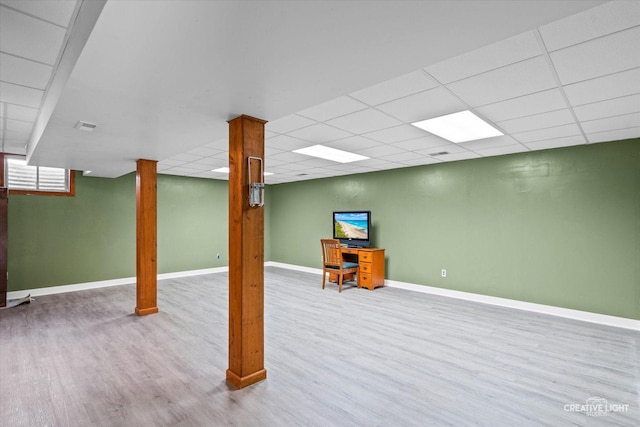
[74,121,97,132]
[429,151,449,156]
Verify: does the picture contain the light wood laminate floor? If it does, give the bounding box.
[1,267,638,426]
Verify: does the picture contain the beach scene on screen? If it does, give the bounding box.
[334,212,368,239]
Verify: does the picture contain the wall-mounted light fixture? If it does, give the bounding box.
[248,156,264,207]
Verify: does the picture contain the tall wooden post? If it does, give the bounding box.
[135,159,158,316]
[0,188,7,308]
[227,115,267,388]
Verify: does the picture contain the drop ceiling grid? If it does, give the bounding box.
[0,1,76,156]
[155,1,640,184]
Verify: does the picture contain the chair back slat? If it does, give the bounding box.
[321,239,342,268]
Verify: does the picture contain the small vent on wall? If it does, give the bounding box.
[429,151,449,156]
[74,121,97,132]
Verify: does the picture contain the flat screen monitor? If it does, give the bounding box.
[333,210,371,247]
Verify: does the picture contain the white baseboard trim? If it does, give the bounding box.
[6,266,230,300]
[267,262,640,331]
[6,262,638,331]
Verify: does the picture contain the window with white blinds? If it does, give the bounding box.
[5,157,70,193]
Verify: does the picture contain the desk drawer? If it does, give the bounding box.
[359,263,372,273]
[359,273,372,285]
[359,252,372,263]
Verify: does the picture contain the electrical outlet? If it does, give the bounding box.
[441,269,447,278]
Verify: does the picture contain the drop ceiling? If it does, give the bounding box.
[1,0,639,184]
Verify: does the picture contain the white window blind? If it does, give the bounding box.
[5,158,69,192]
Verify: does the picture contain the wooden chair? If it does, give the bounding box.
[321,239,359,292]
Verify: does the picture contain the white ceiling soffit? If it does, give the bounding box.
[19,0,635,182]
[0,0,106,157]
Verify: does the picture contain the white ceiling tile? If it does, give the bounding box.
[550,27,640,85]
[287,123,352,143]
[4,117,33,134]
[586,127,640,143]
[354,144,407,158]
[189,157,225,167]
[4,103,38,122]
[187,146,222,157]
[563,67,640,106]
[362,124,426,143]
[476,144,529,157]
[497,109,575,133]
[353,157,396,168]
[426,31,542,84]
[325,135,381,151]
[383,151,423,163]
[297,96,368,121]
[376,87,466,122]
[459,135,519,150]
[325,108,402,134]
[0,53,52,90]
[0,81,44,107]
[297,157,338,168]
[265,114,315,134]
[0,7,66,65]
[1,140,26,154]
[272,161,311,171]
[475,89,567,122]
[265,134,310,151]
[573,94,640,122]
[169,153,203,163]
[398,156,442,167]
[525,135,587,150]
[446,56,557,106]
[414,143,468,157]
[539,0,640,51]
[350,70,438,106]
[1,0,77,27]
[268,151,310,163]
[4,128,30,139]
[391,135,451,151]
[429,152,481,162]
[512,123,582,143]
[157,159,184,169]
[580,112,640,134]
[182,162,213,171]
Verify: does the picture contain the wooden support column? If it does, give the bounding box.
[135,159,158,316]
[0,187,7,308]
[226,114,267,388]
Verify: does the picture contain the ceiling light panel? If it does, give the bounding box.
[411,110,503,143]
[293,145,369,163]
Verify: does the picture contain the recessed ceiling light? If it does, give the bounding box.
[211,167,230,173]
[293,145,369,163]
[411,110,503,143]
[211,167,274,176]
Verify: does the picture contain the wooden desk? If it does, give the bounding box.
[332,247,385,290]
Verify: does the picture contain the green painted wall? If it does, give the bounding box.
[8,173,136,290]
[269,139,640,320]
[6,139,638,319]
[7,172,239,291]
